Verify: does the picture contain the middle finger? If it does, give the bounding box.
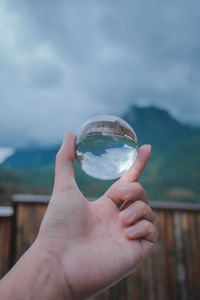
[119,200,156,225]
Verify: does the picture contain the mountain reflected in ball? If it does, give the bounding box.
[74,115,138,180]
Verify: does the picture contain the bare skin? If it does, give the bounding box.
[0,131,158,300]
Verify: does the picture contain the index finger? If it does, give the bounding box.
[103,144,151,207]
[119,144,151,183]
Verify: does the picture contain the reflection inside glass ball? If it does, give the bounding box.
[74,115,138,180]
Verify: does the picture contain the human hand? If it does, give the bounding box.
[36,131,158,299]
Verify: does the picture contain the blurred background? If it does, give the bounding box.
[1,1,200,299]
[0,0,200,205]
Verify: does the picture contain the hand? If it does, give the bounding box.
[36,131,158,299]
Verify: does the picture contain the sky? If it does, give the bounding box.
[0,0,200,147]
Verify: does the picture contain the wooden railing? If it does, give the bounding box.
[0,206,13,278]
[0,195,200,299]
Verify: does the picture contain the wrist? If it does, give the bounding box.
[32,238,75,300]
[33,237,93,300]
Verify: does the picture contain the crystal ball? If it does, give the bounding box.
[74,115,138,180]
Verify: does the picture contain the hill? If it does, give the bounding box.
[3,147,58,169]
[1,105,200,203]
[124,106,198,153]
[0,166,48,205]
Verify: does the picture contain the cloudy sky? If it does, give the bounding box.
[1,0,200,147]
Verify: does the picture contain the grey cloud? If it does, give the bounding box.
[0,0,200,147]
[28,61,64,88]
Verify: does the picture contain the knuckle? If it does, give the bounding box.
[133,182,142,192]
[144,220,153,232]
[133,182,148,202]
[136,200,146,211]
[143,204,150,217]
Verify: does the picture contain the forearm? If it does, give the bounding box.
[0,241,71,300]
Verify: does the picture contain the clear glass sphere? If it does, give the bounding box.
[74,115,138,180]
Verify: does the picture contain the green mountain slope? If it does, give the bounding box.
[140,133,200,202]
[3,147,58,169]
[0,166,48,205]
[1,105,200,203]
[125,106,198,154]
[159,133,200,196]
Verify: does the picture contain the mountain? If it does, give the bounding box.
[124,106,198,153]
[3,147,58,169]
[124,106,200,202]
[158,133,200,190]
[1,105,200,203]
[0,166,48,205]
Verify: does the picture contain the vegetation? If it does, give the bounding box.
[1,106,200,205]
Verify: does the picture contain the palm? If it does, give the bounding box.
[49,189,150,298]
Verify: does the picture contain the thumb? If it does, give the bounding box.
[53,131,78,194]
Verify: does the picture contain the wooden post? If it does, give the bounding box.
[0,206,13,279]
[11,194,50,262]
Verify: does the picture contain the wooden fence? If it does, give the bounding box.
[0,206,13,278]
[0,194,200,299]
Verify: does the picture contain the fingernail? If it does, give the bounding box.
[118,185,132,196]
[60,131,70,150]
[64,131,71,142]
[62,131,71,146]
[125,225,137,235]
[141,144,151,152]
[119,208,132,219]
